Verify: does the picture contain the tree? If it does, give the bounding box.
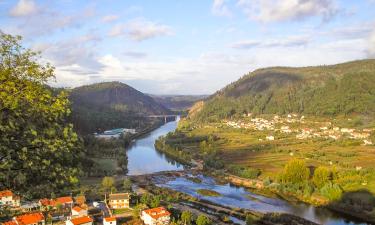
[320,183,342,201]
[181,211,193,225]
[280,159,310,184]
[123,178,132,192]
[313,167,331,188]
[196,215,212,225]
[0,33,82,197]
[101,176,115,193]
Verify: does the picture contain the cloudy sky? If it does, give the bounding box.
[1,0,375,94]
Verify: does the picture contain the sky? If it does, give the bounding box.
[1,0,375,95]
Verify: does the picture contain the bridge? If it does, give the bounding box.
[147,114,179,123]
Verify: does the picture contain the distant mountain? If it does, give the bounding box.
[150,94,208,111]
[69,82,170,133]
[190,59,375,121]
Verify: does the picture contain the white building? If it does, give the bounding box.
[141,207,171,225]
[266,136,274,141]
[66,216,93,225]
[71,206,87,217]
[103,217,116,225]
[0,190,20,207]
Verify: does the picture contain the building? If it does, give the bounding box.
[66,216,93,225]
[0,190,20,208]
[20,202,40,212]
[108,193,130,209]
[71,206,87,217]
[56,197,73,207]
[95,128,136,139]
[3,212,45,225]
[74,196,86,207]
[141,207,171,225]
[103,217,116,225]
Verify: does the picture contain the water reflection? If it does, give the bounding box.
[157,175,368,225]
[126,118,184,175]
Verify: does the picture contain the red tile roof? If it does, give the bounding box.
[104,217,116,222]
[56,196,73,204]
[15,213,44,225]
[2,221,17,225]
[39,198,56,206]
[72,206,83,212]
[0,190,13,198]
[143,207,170,220]
[69,216,93,225]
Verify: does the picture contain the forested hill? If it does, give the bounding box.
[190,59,375,121]
[150,94,208,111]
[69,82,170,133]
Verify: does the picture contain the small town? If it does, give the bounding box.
[225,114,374,145]
[0,189,171,225]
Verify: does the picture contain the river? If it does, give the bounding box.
[126,119,367,225]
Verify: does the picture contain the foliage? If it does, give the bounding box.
[0,33,82,197]
[196,189,222,197]
[195,215,212,225]
[180,211,193,225]
[246,214,256,225]
[191,60,375,122]
[313,167,331,188]
[279,159,310,185]
[101,176,115,193]
[123,178,132,192]
[228,165,261,179]
[320,182,343,201]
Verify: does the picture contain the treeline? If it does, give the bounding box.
[192,61,375,122]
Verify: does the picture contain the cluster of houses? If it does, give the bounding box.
[1,190,171,225]
[94,128,136,139]
[225,114,374,145]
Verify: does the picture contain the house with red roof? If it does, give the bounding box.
[2,212,45,225]
[103,217,116,225]
[65,216,93,225]
[141,207,170,225]
[0,190,20,208]
[71,206,87,217]
[56,197,73,207]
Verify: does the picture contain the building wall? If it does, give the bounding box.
[109,199,129,209]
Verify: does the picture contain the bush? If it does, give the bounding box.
[313,167,331,188]
[279,159,310,184]
[320,183,343,201]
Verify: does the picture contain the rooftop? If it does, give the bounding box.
[56,196,73,204]
[69,216,93,225]
[72,206,84,212]
[0,190,13,198]
[143,207,170,220]
[15,213,44,225]
[104,217,116,222]
[109,193,130,200]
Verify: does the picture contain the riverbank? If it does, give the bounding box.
[154,138,374,224]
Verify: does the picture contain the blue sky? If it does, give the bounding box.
[1,0,375,94]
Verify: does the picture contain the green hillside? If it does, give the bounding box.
[150,94,208,111]
[69,82,170,133]
[192,59,375,121]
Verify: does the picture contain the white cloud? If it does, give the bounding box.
[212,0,232,17]
[9,0,38,17]
[237,0,338,22]
[101,14,119,23]
[368,30,375,57]
[123,51,147,58]
[108,18,173,41]
[126,19,173,41]
[231,35,310,49]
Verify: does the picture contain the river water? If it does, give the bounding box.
[126,119,367,225]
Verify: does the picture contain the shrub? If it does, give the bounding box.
[313,167,331,188]
[320,183,343,201]
[279,159,310,184]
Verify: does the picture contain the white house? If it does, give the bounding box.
[266,136,274,141]
[141,207,170,225]
[103,217,116,225]
[66,216,93,225]
[0,190,20,207]
[71,206,87,217]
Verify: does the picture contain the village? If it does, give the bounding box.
[225,114,374,146]
[0,189,170,225]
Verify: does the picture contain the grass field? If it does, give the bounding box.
[166,119,375,194]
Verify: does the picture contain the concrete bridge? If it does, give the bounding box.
[147,114,179,123]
